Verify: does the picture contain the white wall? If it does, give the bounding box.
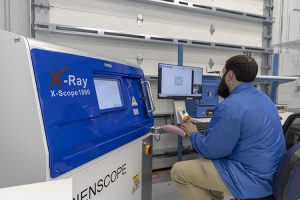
[0,0,31,37]
[45,0,263,47]
[0,0,6,29]
[179,0,264,15]
[273,0,300,109]
[35,1,264,118]
[272,0,300,45]
[33,0,266,154]
[34,0,265,112]
[3,0,269,154]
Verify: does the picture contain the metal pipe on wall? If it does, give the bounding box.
[30,0,35,37]
[3,0,11,31]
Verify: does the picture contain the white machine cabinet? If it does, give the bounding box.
[0,30,154,200]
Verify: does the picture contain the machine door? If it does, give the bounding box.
[30,49,154,178]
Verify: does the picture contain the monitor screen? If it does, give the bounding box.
[94,79,123,110]
[158,64,203,99]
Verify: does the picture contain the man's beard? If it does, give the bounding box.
[217,75,230,99]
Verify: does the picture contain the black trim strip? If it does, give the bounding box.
[246,14,267,20]
[178,40,187,43]
[193,4,212,10]
[191,41,210,46]
[179,1,188,5]
[245,47,265,51]
[216,8,243,16]
[104,31,145,39]
[150,37,173,42]
[56,26,98,34]
[161,0,174,2]
[215,44,241,49]
[35,24,49,29]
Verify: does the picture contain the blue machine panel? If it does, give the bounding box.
[201,80,219,106]
[30,49,154,178]
[185,79,219,118]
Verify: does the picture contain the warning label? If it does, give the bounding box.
[131,96,138,106]
[131,172,141,194]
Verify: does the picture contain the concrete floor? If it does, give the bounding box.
[152,169,233,200]
[152,181,183,200]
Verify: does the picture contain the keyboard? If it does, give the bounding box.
[195,122,209,131]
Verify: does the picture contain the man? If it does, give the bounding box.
[171,55,286,200]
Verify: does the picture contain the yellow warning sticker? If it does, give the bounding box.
[132,96,138,106]
[132,172,141,194]
[133,173,140,184]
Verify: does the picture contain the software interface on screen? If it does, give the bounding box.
[94,79,123,110]
[158,64,203,99]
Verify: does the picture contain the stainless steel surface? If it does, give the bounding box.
[151,126,168,135]
[142,135,153,200]
[143,80,156,113]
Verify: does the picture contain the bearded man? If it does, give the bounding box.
[171,55,285,200]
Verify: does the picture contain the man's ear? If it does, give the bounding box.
[227,70,233,81]
[226,70,234,81]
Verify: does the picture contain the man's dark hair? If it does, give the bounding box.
[225,55,258,82]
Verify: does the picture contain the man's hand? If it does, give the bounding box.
[180,122,198,137]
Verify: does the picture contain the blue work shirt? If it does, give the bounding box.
[190,83,286,199]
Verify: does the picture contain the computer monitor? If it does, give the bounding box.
[158,63,203,99]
